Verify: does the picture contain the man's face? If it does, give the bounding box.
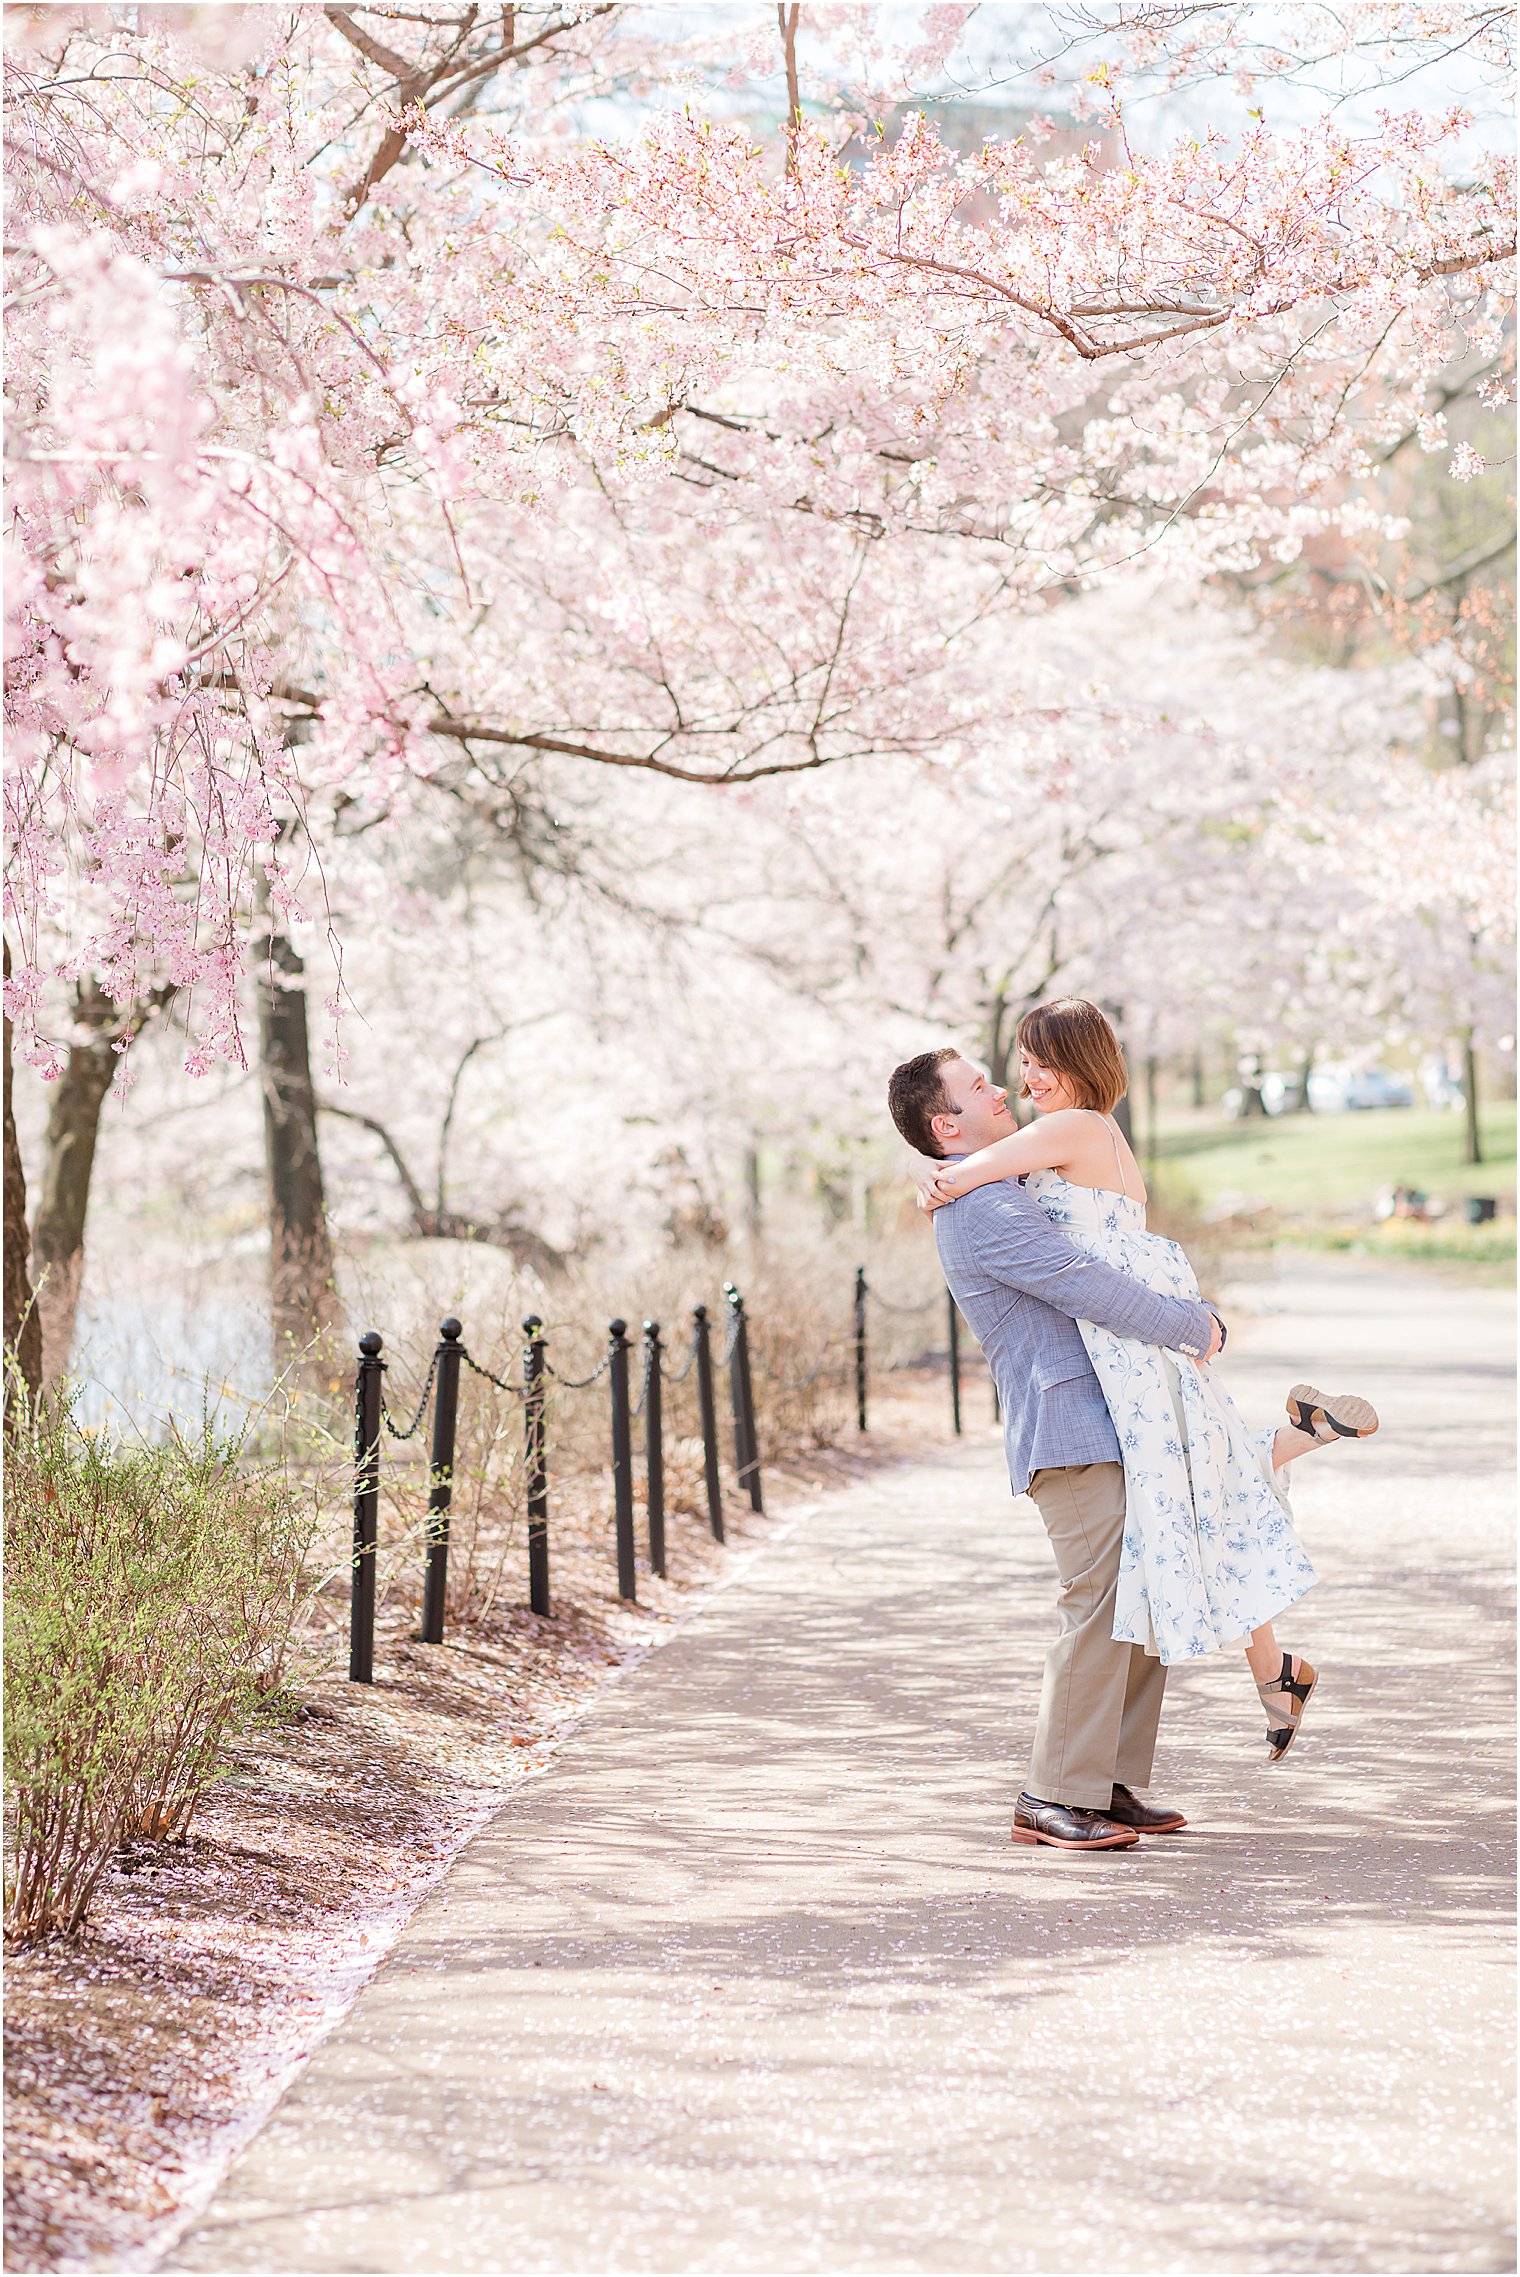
[929,1056,1014,1156]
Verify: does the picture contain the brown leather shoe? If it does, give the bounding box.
[1096,1783,1187,1833]
[1012,1793,1139,1849]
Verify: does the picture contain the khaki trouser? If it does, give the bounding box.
[1025,1461,1165,1809]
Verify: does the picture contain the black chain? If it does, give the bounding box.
[544,1352,611,1391]
[379,1349,438,1440]
[866,1284,941,1317]
[756,1349,843,1392]
[364,1305,742,1429]
[458,1346,524,1398]
[632,1332,658,1419]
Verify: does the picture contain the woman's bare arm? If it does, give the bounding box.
[914,1111,1089,1212]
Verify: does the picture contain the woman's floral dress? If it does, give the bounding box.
[1027,1169,1317,1664]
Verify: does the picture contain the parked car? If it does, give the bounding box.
[1306,1064,1415,1113]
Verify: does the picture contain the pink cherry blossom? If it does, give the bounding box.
[4,5,1513,1078]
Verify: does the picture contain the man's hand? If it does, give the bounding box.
[1185,1308,1226,1369]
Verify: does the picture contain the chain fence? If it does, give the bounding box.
[344,1266,992,1685]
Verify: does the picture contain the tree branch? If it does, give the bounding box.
[778,4,801,181]
[1417,237,1516,280]
[1401,532,1516,600]
[317,1096,431,1223]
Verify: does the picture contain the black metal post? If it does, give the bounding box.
[739,1305,762,1513]
[854,1265,868,1432]
[725,1283,763,1514]
[420,1317,462,1644]
[643,1320,666,1578]
[523,1315,550,1616]
[693,1303,725,1544]
[608,1319,637,1601]
[723,1283,749,1494]
[947,1290,962,1437]
[351,1331,383,1684]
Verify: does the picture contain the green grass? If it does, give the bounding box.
[1281,1214,1515,1281]
[1150,1101,1516,1216]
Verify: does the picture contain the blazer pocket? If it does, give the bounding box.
[1035,1358,1091,1392]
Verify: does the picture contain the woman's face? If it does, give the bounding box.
[1019,1047,1079,1115]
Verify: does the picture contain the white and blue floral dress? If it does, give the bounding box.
[1027,1168,1317,1664]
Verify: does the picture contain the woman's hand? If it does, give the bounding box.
[914,1162,959,1214]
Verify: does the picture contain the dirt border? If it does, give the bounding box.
[3,1388,953,2276]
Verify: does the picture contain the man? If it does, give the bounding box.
[887,1047,1225,1852]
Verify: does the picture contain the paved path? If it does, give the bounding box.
[172,1259,1514,2275]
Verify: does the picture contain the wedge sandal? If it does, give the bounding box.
[1287,1383,1379,1441]
[1257,1652,1317,1764]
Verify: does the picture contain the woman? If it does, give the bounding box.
[915,998,1378,1762]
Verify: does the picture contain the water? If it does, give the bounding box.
[71,1291,275,1439]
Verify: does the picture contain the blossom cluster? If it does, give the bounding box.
[4,4,1512,1076]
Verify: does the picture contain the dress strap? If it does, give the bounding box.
[1091,1110,1131,1197]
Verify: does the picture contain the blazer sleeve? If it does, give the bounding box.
[951,1185,1217,1358]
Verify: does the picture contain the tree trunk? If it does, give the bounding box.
[1293,1042,1316,1112]
[3,941,43,1419]
[30,982,120,1387]
[257,931,341,1362]
[1463,1032,1482,1166]
[29,978,178,1388]
[1237,1056,1266,1117]
[1144,1053,1159,1178]
[985,990,1012,1092]
[1190,1051,1205,1110]
[1109,1001,1134,1143]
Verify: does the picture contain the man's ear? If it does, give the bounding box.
[927,1111,959,1152]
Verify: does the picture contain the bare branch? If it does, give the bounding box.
[778,4,801,181]
[317,1096,431,1222]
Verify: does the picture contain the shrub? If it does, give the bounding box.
[3,1397,315,1944]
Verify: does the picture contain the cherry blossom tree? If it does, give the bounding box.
[8,3,1512,1061]
[725,583,1513,1149]
[4,2,1514,1376]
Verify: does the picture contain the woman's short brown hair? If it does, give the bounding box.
[1016,998,1128,1115]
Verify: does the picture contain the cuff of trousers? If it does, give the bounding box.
[1033,1781,1123,1811]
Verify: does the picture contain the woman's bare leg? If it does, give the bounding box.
[1242,1397,1358,1742]
[1250,1627,1318,1760]
[1249,1443,1315,1677]
[1246,1623,1284,1683]
[1272,1423,1326,1470]
[1247,1430,1322,1680]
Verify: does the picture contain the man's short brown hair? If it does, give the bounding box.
[887,1046,962,1159]
[1016,998,1128,1115]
